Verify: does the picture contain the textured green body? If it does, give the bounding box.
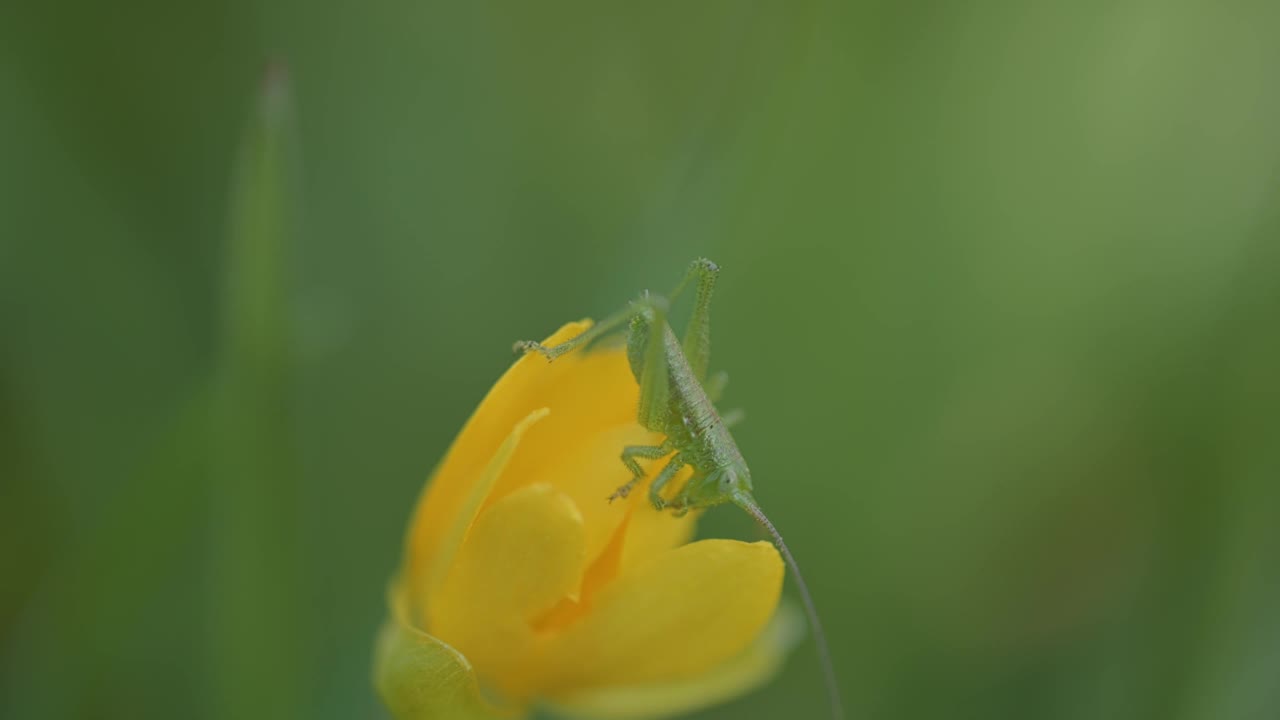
[625,312,752,510]
[515,260,844,719]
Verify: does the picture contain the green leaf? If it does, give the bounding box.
[210,62,305,718]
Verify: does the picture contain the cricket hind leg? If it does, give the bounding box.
[704,370,728,403]
[610,442,671,502]
[632,297,672,432]
[719,407,745,428]
[703,369,745,427]
[674,261,746,431]
[669,259,719,383]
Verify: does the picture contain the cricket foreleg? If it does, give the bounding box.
[609,443,670,502]
[514,301,642,360]
[647,454,686,511]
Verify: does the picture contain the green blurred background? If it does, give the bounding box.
[3,1,1279,718]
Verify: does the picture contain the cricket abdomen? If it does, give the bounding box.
[662,325,745,473]
[626,306,745,473]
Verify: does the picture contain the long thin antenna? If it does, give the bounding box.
[734,494,845,720]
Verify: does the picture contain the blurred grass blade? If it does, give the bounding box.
[210,63,303,720]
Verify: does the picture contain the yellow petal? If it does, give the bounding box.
[532,464,699,636]
[486,378,651,518]
[407,321,639,591]
[537,539,784,693]
[619,489,698,573]
[546,604,804,720]
[532,506,631,633]
[413,408,549,617]
[431,484,588,700]
[517,423,666,569]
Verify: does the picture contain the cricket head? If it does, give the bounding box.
[679,461,754,510]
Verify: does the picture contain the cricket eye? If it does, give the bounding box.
[721,472,735,487]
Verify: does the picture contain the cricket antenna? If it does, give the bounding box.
[734,493,845,720]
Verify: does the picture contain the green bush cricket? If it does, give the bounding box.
[515,258,845,720]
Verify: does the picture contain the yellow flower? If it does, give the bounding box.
[375,320,799,719]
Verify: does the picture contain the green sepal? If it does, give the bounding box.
[373,582,514,720]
